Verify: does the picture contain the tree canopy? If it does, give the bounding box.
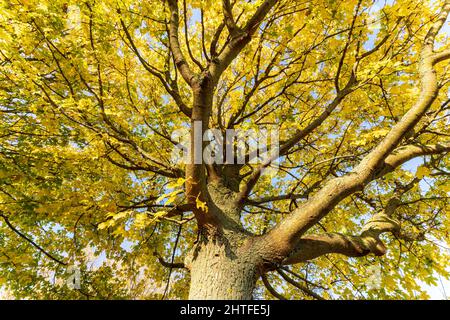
[0,0,449,299]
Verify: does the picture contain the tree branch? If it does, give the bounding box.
[209,0,279,82]
[238,82,355,203]
[259,2,450,261]
[119,16,192,117]
[0,213,67,266]
[376,142,450,178]
[167,0,197,87]
[432,49,450,65]
[277,269,325,300]
[222,0,240,37]
[261,274,287,300]
[183,0,204,70]
[283,200,402,265]
[154,251,185,269]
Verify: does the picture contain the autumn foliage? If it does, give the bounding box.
[0,0,449,299]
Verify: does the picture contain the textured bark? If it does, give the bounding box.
[182,179,262,299]
[185,231,259,300]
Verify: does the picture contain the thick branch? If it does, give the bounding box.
[260,3,450,260]
[167,0,196,87]
[432,49,450,65]
[222,0,240,37]
[283,203,401,265]
[209,0,279,82]
[377,142,450,178]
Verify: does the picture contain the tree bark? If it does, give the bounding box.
[185,231,259,300]
[184,180,263,300]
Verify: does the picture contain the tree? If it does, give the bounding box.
[0,0,449,300]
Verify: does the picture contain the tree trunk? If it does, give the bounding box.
[185,231,259,300]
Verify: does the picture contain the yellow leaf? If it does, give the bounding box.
[166,178,185,189]
[98,220,113,230]
[134,213,150,228]
[154,211,167,218]
[416,166,431,179]
[196,195,208,213]
[156,189,183,205]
